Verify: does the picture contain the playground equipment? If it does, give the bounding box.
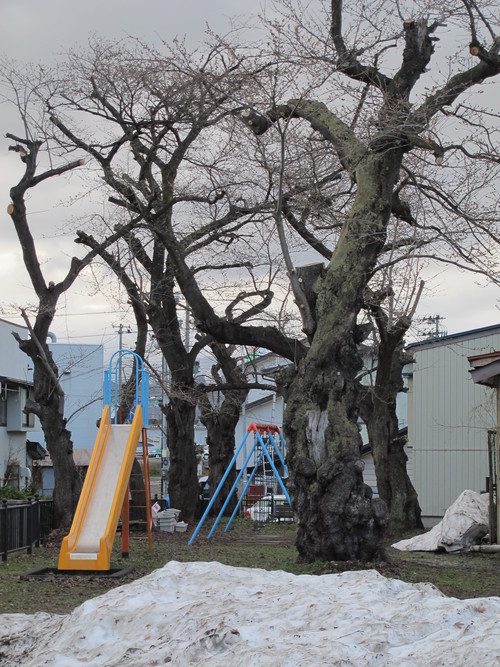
[58,351,150,571]
[189,422,290,545]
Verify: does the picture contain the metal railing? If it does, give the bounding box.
[0,496,41,561]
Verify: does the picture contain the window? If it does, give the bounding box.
[21,387,34,428]
[5,383,35,430]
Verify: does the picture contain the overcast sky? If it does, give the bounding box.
[1,0,499,356]
[1,0,255,59]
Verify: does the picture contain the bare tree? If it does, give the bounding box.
[5,132,132,528]
[246,110,428,534]
[42,39,282,521]
[356,280,424,534]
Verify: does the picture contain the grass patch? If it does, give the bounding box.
[147,457,161,478]
[1,520,498,615]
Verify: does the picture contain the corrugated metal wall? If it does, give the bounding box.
[362,444,413,499]
[410,327,500,524]
[362,454,378,495]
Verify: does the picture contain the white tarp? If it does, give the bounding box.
[392,490,490,552]
[1,560,499,666]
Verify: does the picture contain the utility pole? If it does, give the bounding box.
[422,315,447,338]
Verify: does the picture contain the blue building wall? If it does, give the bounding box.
[31,343,104,450]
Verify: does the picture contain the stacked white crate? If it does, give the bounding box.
[156,508,181,533]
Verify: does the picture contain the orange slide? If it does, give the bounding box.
[58,404,143,571]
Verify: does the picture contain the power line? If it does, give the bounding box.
[55,333,120,340]
[53,310,132,317]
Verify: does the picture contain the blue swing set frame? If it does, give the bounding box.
[189,422,290,545]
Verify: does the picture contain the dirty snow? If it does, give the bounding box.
[1,561,499,666]
[392,490,490,552]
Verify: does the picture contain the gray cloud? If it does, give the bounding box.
[1,0,255,63]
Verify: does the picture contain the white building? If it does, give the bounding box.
[0,318,35,489]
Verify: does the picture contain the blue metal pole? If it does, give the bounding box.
[105,350,149,423]
[278,431,288,476]
[207,440,261,539]
[268,432,288,476]
[112,367,118,423]
[188,430,252,545]
[256,432,291,504]
[224,449,265,531]
[104,370,111,409]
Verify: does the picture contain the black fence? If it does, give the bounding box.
[1,496,181,561]
[0,497,53,562]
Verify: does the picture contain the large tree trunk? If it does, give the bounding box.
[284,153,402,562]
[8,142,89,531]
[148,281,201,524]
[199,395,245,517]
[198,343,249,517]
[19,334,81,530]
[165,395,199,522]
[368,411,422,535]
[362,333,423,535]
[38,404,82,529]
[285,342,388,562]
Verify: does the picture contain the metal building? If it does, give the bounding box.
[407,324,500,526]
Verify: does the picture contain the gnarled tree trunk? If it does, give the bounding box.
[199,392,248,517]
[199,401,240,517]
[284,153,403,562]
[8,136,91,530]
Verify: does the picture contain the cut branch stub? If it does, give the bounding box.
[296,263,324,319]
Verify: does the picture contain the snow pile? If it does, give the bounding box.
[1,561,499,666]
[393,490,489,552]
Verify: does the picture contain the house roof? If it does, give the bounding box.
[36,448,93,468]
[468,350,500,365]
[0,375,33,387]
[0,316,28,330]
[26,441,47,460]
[407,323,500,352]
[245,393,279,410]
[467,351,500,387]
